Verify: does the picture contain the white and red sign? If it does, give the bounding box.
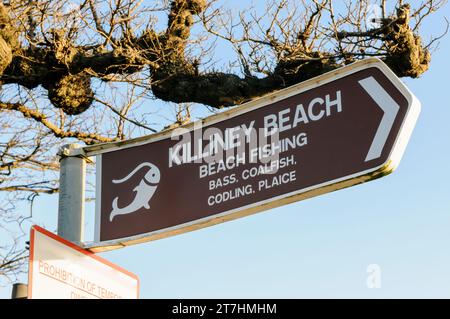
[28,225,139,299]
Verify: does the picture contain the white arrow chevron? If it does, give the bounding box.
[359,76,400,162]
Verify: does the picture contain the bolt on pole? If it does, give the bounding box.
[57,143,86,243]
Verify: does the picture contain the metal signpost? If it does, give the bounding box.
[27,225,139,299]
[59,58,420,252]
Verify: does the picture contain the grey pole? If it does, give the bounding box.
[11,283,27,299]
[57,144,86,243]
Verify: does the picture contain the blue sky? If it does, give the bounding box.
[1,1,450,298]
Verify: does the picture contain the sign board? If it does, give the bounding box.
[28,225,139,299]
[82,58,420,252]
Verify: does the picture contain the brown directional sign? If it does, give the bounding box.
[83,58,420,252]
